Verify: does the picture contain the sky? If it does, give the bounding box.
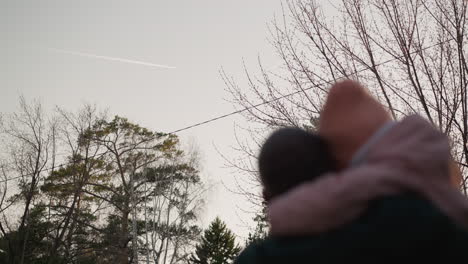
[0,0,285,239]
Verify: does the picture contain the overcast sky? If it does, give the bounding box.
[0,0,288,239]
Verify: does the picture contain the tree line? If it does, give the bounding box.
[0,98,243,264]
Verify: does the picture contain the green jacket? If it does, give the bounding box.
[236,195,468,264]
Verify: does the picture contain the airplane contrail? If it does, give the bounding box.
[48,48,176,69]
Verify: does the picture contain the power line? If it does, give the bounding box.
[0,158,185,184]
[168,39,452,134]
[0,39,453,184]
[0,158,95,184]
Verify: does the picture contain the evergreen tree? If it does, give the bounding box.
[245,204,268,247]
[191,217,241,264]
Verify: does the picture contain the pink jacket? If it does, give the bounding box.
[268,115,468,235]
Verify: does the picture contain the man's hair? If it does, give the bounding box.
[258,127,336,202]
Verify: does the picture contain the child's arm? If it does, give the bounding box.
[268,162,408,235]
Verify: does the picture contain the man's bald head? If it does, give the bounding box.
[319,80,392,168]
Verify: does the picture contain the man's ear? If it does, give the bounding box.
[319,80,392,168]
[449,159,463,188]
[262,189,271,203]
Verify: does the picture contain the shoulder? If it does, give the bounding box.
[234,243,260,264]
[236,195,468,263]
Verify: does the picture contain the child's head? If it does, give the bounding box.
[258,127,336,202]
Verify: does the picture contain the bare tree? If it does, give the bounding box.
[0,97,57,263]
[223,0,468,197]
[146,146,205,264]
[40,105,108,263]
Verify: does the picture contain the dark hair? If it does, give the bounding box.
[258,127,336,202]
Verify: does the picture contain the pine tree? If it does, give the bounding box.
[190,217,241,264]
[245,204,268,247]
